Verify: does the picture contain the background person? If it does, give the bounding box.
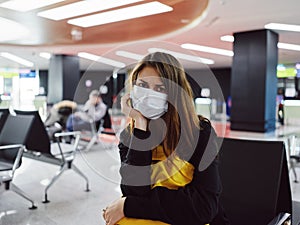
[102,52,226,225]
[45,100,77,129]
[66,90,107,131]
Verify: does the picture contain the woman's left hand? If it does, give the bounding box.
[121,93,147,131]
[102,197,126,225]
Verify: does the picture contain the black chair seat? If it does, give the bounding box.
[0,114,37,209]
[0,161,13,171]
[14,110,90,203]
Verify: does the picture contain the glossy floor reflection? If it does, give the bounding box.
[1,139,300,225]
[0,140,121,225]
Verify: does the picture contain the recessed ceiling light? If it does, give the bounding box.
[277,43,300,51]
[38,0,142,21]
[0,17,30,42]
[68,1,172,28]
[0,0,65,12]
[265,23,300,32]
[78,52,126,68]
[39,52,51,59]
[181,43,234,57]
[115,50,144,61]
[148,48,215,65]
[220,34,300,52]
[0,52,34,67]
[220,35,234,42]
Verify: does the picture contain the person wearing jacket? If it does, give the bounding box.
[102,52,224,225]
[66,90,107,131]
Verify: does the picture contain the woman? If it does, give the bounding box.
[102,52,223,225]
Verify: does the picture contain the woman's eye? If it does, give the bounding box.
[137,83,148,88]
[156,86,166,93]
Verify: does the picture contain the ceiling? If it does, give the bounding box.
[0,0,300,71]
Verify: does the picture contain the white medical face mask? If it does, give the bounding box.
[130,85,168,119]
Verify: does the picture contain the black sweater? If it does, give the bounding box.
[118,120,222,225]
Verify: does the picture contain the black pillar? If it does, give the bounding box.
[230,29,278,132]
[48,55,80,103]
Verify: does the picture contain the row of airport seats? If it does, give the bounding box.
[79,115,116,151]
[0,108,299,224]
[0,108,90,209]
[0,109,37,209]
[44,102,115,151]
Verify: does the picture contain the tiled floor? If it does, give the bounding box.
[1,137,300,225]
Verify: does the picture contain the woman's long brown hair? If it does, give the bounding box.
[128,52,200,158]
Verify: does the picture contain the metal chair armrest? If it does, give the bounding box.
[54,131,81,138]
[0,145,26,177]
[53,131,81,162]
[267,212,291,225]
[0,144,25,174]
[0,144,24,150]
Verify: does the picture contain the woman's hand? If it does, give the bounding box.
[102,197,126,225]
[121,93,147,131]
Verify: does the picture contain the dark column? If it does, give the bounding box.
[48,55,80,103]
[230,29,278,132]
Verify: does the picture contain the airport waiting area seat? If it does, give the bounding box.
[14,110,90,203]
[80,120,116,151]
[0,114,37,209]
[217,137,294,225]
[79,109,116,151]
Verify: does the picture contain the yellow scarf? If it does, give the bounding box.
[117,146,195,225]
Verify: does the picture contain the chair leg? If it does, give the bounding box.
[290,159,299,183]
[84,134,98,151]
[10,183,37,209]
[43,164,67,203]
[72,164,90,192]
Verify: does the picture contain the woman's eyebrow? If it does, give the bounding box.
[137,79,148,84]
[136,79,165,86]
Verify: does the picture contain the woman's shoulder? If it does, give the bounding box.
[119,125,132,146]
[187,116,218,170]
